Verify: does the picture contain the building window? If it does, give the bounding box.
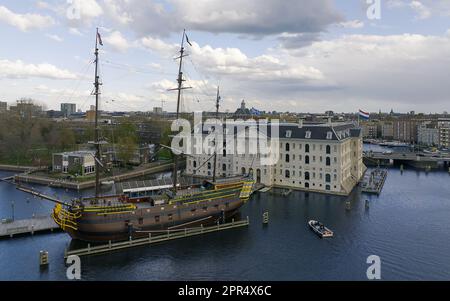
[305,144,310,153]
[193,161,197,168]
[305,131,311,139]
[286,130,292,138]
[285,170,290,178]
[326,157,331,166]
[286,143,290,152]
[305,172,310,181]
[305,155,310,164]
[207,162,212,170]
[326,145,331,154]
[285,154,290,163]
[326,174,331,183]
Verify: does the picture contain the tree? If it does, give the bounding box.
[117,136,138,166]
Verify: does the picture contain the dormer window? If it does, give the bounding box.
[286,130,292,138]
[326,132,333,140]
[305,131,311,139]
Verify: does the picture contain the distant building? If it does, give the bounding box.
[0,101,7,112]
[52,151,96,175]
[234,100,251,116]
[438,119,450,148]
[393,119,418,143]
[361,122,378,139]
[61,103,76,117]
[153,107,163,114]
[86,110,96,122]
[440,127,450,148]
[417,123,439,146]
[9,99,43,118]
[46,110,65,119]
[380,121,394,140]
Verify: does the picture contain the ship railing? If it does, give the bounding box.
[52,205,79,231]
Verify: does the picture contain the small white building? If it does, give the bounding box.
[52,151,96,175]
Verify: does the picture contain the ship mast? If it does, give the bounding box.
[212,86,220,183]
[171,30,191,192]
[94,28,102,198]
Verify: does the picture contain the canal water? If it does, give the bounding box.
[1,164,450,280]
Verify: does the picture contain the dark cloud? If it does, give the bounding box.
[103,0,343,37]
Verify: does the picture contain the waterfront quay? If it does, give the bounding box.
[0,216,58,238]
[11,161,175,190]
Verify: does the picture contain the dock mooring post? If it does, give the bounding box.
[263,210,269,225]
[346,201,351,211]
[39,250,49,267]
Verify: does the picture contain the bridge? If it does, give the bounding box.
[363,151,450,169]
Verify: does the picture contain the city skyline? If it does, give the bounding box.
[1,1,450,114]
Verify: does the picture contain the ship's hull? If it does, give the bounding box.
[65,207,242,242]
[54,180,253,243]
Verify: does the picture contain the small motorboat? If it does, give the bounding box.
[308,220,334,238]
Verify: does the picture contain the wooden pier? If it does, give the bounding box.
[0,215,59,238]
[64,217,250,258]
[360,169,388,195]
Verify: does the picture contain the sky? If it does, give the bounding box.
[0,0,449,114]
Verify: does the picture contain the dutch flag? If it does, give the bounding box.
[359,109,370,120]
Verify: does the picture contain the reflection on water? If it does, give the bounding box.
[1,168,450,280]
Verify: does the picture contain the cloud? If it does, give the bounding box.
[0,59,80,80]
[410,1,431,19]
[69,27,83,36]
[140,36,179,56]
[277,32,322,49]
[104,31,130,52]
[276,32,450,112]
[0,5,55,31]
[45,34,64,42]
[101,0,342,38]
[338,20,365,29]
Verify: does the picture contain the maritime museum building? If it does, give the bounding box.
[185,121,366,196]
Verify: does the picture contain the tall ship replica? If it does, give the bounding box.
[19,29,254,243]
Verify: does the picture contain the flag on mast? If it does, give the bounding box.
[97,31,103,46]
[185,33,192,46]
[358,109,370,120]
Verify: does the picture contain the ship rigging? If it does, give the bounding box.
[15,29,255,243]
